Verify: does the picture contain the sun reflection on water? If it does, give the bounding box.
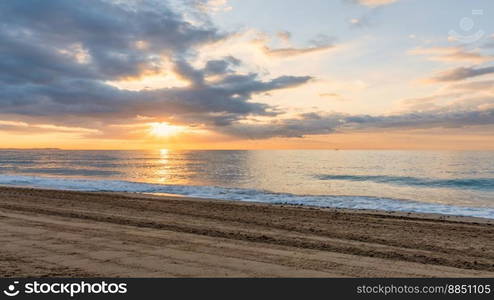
[153,149,171,183]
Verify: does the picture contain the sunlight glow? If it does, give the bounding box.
[149,122,184,137]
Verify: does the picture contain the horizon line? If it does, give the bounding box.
[1,148,493,152]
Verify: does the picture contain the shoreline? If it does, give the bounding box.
[1,173,493,220]
[1,186,493,277]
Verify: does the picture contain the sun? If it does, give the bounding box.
[149,122,184,137]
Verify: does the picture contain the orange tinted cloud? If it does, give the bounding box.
[355,0,397,7]
[409,47,493,64]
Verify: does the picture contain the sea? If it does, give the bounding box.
[0,149,493,219]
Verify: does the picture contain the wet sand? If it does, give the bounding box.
[0,186,493,277]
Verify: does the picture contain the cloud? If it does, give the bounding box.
[348,10,380,29]
[1,64,312,127]
[219,113,342,139]
[345,108,494,130]
[6,98,493,140]
[256,33,335,58]
[426,66,494,82]
[203,56,241,75]
[1,0,492,143]
[0,0,223,83]
[217,105,494,139]
[449,80,494,92]
[261,45,335,57]
[349,17,372,29]
[320,93,342,98]
[0,120,99,135]
[319,93,348,101]
[277,31,292,43]
[218,92,494,139]
[189,0,232,12]
[410,47,493,64]
[352,0,397,7]
[0,0,312,133]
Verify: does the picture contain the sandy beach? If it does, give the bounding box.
[0,186,493,278]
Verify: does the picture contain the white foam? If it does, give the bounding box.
[1,174,493,219]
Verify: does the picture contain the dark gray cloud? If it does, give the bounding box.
[220,113,342,139]
[345,108,494,129]
[0,0,222,83]
[0,0,312,131]
[219,105,494,139]
[204,56,241,76]
[0,71,311,127]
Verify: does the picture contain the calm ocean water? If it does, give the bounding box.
[0,149,493,218]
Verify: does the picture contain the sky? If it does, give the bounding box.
[0,0,494,150]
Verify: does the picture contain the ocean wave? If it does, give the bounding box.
[0,174,493,219]
[317,174,494,190]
